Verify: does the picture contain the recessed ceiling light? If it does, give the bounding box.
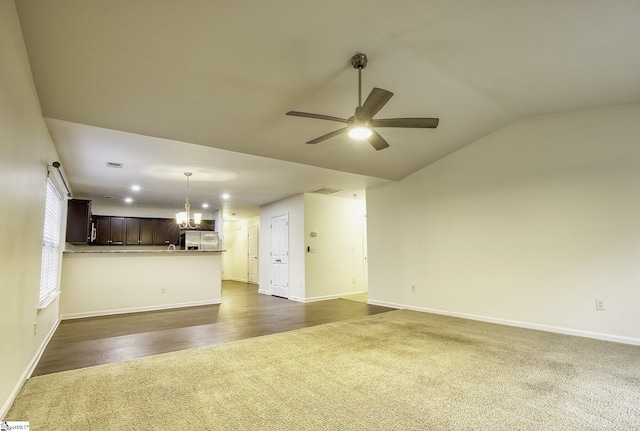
[124,197,133,204]
[131,185,141,191]
[202,203,209,208]
[221,193,230,200]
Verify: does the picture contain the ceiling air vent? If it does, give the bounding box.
[312,187,342,195]
[106,162,123,168]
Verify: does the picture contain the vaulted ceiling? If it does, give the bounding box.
[14,0,640,216]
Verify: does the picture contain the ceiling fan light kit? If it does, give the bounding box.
[348,127,372,140]
[348,122,372,139]
[286,53,439,151]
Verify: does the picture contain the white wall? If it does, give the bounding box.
[367,103,640,344]
[259,195,305,300]
[304,194,367,300]
[222,216,259,282]
[259,194,368,302]
[60,252,222,318]
[0,1,64,416]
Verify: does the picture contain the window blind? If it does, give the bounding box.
[39,176,63,306]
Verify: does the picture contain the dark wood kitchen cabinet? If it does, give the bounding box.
[199,219,215,231]
[66,199,92,244]
[125,218,154,245]
[94,216,125,245]
[153,218,180,245]
[91,216,210,246]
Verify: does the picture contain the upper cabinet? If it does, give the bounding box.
[66,199,92,244]
[94,216,125,245]
[153,219,180,245]
[125,218,154,245]
[90,215,215,246]
[199,219,215,231]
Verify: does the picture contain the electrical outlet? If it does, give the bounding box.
[352,278,356,284]
[160,287,167,295]
[411,285,416,293]
[595,298,606,311]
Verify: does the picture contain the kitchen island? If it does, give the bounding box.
[60,249,224,319]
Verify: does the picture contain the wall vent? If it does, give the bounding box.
[312,187,342,195]
[106,162,123,168]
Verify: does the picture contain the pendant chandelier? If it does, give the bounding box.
[176,172,202,229]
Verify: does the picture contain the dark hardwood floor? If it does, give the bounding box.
[32,281,393,376]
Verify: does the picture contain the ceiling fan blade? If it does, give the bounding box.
[306,127,349,145]
[368,130,390,151]
[358,88,394,120]
[286,111,349,123]
[372,117,440,128]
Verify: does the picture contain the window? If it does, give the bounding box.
[39,176,63,307]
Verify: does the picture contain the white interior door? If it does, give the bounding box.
[248,225,259,284]
[270,214,289,298]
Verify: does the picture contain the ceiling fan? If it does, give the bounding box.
[286,53,439,151]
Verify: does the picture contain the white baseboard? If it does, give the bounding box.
[367,299,402,309]
[300,293,342,303]
[60,299,222,320]
[301,291,369,303]
[258,291,367,304]
[339,290,368,297]
[368,299,640,346]
[1,318,60,419]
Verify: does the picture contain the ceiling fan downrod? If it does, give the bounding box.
[351,53,368,108]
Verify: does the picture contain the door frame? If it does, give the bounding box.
[248,225,259,284]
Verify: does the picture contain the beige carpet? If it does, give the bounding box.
[7,310,640,430]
